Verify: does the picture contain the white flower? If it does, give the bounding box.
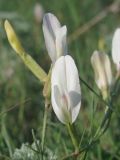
[51,55,81,124]
[43,13,67,63]
[91,51,112,97]
[112,28,120,71]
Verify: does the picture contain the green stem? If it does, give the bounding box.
[67,123,79,152]
[41,107,48,151]
[94,104,112,140]
[63,101,113,160]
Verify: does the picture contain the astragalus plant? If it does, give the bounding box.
[4,13,120,159]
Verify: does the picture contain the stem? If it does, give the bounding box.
[63,100,113,160]
[94,104,112,140]
[41,107,48,151]
[63,106,113,160]
[67,123,79,152]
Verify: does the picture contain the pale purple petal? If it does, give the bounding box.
[43,13,61,62]
[55,26,67,58]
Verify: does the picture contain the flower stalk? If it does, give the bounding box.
[41,106,48,152]
[67,123,79,153]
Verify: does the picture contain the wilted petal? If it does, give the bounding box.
[112,28,120,71]
[43,13,61,62]
[91,51,112,93]
[51,55,81,124]
[55,26,67,58]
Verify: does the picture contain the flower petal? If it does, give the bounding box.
[64,55,81,123]
[55,26,67,58]
[112,28,120,71]
[51,55,81,124]
[65,55,80,93]
[53,85,71,124]
[51,56,67,93]
[69,91,81,123]
[43,13,61,62]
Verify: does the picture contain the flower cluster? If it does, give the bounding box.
[4,12,120,126]
[4,12,120,156]
[43,13,81,124]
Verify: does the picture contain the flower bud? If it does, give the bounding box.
[42,13,67,63]
[91,51,112,99]
[4,20,47,82]
[4,20,24,54]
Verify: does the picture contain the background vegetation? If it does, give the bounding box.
[0,0,120,159]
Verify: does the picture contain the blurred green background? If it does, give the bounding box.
[0,0,120,159]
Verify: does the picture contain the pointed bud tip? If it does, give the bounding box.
[91,50,99,63]
[4,19,8,26]
[4,20,15,40]
[4,19,9,26]
[4,20,24,54]
[4,20,12,32]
